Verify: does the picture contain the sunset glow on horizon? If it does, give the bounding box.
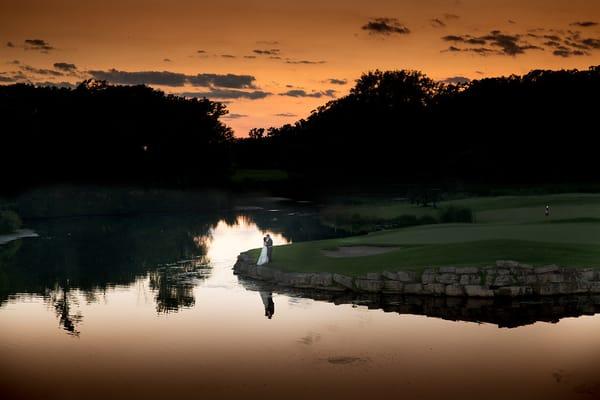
[2,0,599,136]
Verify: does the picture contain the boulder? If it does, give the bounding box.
[355,279,384,293]
[535,265,560,274]
[537,273,564,284]
[437,273,459,285]
[423,283,446,295]
[445,284,465,296]
[365,272,382,280]
[421,272,436,284]
[310,272,333,287]
[496,260,520,268]
[404,283,424,295]
[455,267,479,274]
[493,275,514,287]
[396,271,417,282]
[382,280,404,294]
[459,274,481,285]
[464,285,494,297]
[590,282,600,294]
[439,266,456,273]
[495,286,532,297]
[333,274,354,290]
[382,271,398,280]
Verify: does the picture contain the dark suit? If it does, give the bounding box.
[266,237,273,261]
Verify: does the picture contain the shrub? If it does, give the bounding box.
[0,210,22,234]
[439,206,474,223]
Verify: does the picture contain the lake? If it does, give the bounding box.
[1,194,599,400]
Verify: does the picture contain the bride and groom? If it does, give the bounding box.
[257,234,273,265]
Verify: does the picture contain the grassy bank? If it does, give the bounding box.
[246,193,600,275]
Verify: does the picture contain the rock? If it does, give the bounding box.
[495,286,532,297]
[496,260,520,268]
[404,283,424,295]
[494,275,514,287]
[382,271,398,280]
[590,282,600,294]
[535,265,560,274]
[455,267,479,274]
[497,269,511,275]
[421,272,436,284]
[282,273,313,286]
[439,266,456,273]
[578,269,596,281]
[537,273,564,284]
[355,279,383,293]
[396,271,417,282]
[365,272,382,280]
[464,285,494,297]
[437,273,458,284]
[311,272,333,287]
[256,266,275,280]
[382,280,403,294]
[423,283,445,295]
[459,274,481,285]
[445,284,464,296]
[333,274,354,290]
[525,275,538,285]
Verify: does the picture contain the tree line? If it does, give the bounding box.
[238,66,600,185]
[1,66,599,192]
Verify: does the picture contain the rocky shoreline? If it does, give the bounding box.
[233,253,600,297]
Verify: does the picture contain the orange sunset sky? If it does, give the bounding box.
[1,0,599,136]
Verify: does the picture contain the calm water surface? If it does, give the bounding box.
[1,199,599,400]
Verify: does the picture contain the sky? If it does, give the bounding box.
[1,0,599,136]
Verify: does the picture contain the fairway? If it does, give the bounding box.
[248,193,600,275]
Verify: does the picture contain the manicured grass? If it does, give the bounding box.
[246,193,600,274]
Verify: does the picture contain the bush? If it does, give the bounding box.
[0,210,22,234]
[439,206,474,223]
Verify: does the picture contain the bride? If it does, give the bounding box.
[257,237,269,265]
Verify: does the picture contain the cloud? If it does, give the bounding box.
[20,64,63,76]
[0,75,16,83]
[553,48,587,57]
[163,58,172,62]
[53,62,77,72]
[188,73,256,88]
[274,113,298,117]
[362,18,410,35]
[197,50,206,53]
[279,89,336,98]
[7,60,20,65]
[221,54,236,58]
[570,21,598,27]
[431,18,446,28]
[441,76,471,84]
[222,113,248,119]
[244,55,257,59]
[253,49,280,56]
[285,59,326,64]
[444,14,460,20]
[582,38,600,49]
[24,39,54,52]
[326,78,347,85]
[179,89,271,100]
[508,20,516,24]
[256,40,280,45]
[88,69,188,86]
[7,41,14,48]
[86,69,257,88]
[442,30,544,56]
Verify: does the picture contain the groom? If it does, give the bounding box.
[265,234,273,262]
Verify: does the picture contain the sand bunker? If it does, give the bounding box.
[321,246,400,258]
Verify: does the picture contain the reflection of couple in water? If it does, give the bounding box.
[256,234,273,265]
[260,291,275,319]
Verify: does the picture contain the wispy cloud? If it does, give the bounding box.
[362,18,410,35]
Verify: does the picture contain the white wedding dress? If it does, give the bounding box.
[257,245,269,265]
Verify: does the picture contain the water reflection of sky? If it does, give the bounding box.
[1,215,600,399]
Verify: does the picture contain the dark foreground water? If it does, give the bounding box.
[1,196,599,400]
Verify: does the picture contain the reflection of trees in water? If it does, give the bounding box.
[46,285,83,337]
[148,257,211,313]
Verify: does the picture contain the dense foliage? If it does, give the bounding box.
[238,66,600,184]
[0,80,233,189]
